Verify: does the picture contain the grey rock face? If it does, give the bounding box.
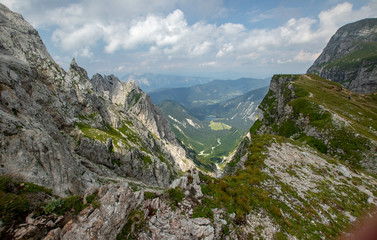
[307,18,377,93]
[0,3,194,196]
[11,183,142,240]
[91,73,177,143]
[0,7,94,195]
[59,183,141,240]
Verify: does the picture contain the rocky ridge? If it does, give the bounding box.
[307,18,377,93]
[0,3,193,197]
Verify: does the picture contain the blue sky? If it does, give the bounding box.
[2,0,377,79]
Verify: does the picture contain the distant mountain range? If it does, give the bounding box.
[122,73,213,92]
[149,77,270,108]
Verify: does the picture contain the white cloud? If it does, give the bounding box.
[294,50,321,62]
[201,61,217,67]
[2,0,377,77]
[106,9,187,52]
[52,23,103,56]
[216,43,234,57]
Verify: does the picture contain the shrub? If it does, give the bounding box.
[43,195,85,215]
[192,197,215,220]
[167,188,185,208]
[86,191,100,208]
[278,119,298,137]
[144,191,157,200]
[0,175,53,225]
[0,192,30,223]
[117,210,145,240]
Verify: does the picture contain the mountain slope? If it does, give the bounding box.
[190,86,269,130]
[213,74,377,238]
[307,18,377,93]
[0,4,193,197]
[157,86,268,171]
[158,100,244,171]
[149,77,270,108]
[251,74,377,171]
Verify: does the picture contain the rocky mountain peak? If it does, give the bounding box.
[0,4,52,65]
[0,4,195,198]
[307,18,377,93]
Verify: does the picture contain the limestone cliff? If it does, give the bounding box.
[307,18,377,93]
[0,4,194,197]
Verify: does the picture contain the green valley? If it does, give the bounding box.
[157,83,269,172]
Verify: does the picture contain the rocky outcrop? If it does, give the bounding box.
[90,73,194,172]
[10,183,142,240]
[0,3,194,196]
[122,170,230,240]
[170,169,203,199]
[138,198,216,240]
[307,18,377,93]
[58,183,142,240]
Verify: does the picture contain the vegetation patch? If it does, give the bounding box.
[144,191,158,200]
[0,175,52,226]
[298,134,328,154]
[142,155,152,165]
[324,42,377,71]
[192,197,215,220]
[258,90,277,125]
[75,121,154,164]
[290,98,331,125]
[117,209,146,240]
[209,121,231,130]
[278,119,298,138]
[250,119,262,134]
[199,135,275,223]
[86,191,100,208]
[329,127,370,166]
[43,195,86,215]
[167,187,185,210]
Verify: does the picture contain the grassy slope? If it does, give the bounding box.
[257,74,377,167]
[196,74,377,239]
[296,74,377,141]
[324,42,377,70]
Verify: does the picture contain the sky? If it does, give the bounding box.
[2,0,377,79]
